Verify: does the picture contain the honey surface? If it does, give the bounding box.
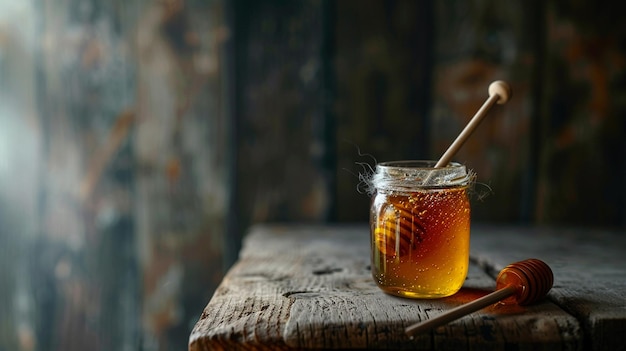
[370,187,470,298]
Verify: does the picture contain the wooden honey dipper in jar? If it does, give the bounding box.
[372,194,427,258]
[405,258,554,336]
[370,81,512,299]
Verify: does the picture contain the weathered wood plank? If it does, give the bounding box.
[470,226,626,351]
[190,225,584,350]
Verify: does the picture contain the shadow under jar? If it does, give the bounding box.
[370,161,472,299]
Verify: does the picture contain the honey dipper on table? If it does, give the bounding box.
[405,258,554,336]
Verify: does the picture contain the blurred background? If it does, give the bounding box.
[1,0,625,350]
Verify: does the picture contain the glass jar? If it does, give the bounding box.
[369,160,472,299]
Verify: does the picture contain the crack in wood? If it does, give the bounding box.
[312,267,343,275]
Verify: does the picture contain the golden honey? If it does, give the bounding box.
[369,161,471,299]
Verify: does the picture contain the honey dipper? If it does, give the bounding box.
[422,80,511,185]
[405,258,554,336]
[434,80,512,168]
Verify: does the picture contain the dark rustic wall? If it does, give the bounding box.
[226,0,334,265]
[1,0,228,350]
[335,0,538,223]
[535,1,626,226]
[332,0,626,227]
[222,0,339,269]
[334,0,434,222]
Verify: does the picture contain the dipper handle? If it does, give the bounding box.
[405,258,553,337]
[434,80,512,168]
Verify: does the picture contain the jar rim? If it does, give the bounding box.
[376,160,462,170]
[371,160,471,192]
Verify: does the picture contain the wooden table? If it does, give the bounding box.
[189,224,626,350]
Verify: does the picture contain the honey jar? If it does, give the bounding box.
[369,161,472,298]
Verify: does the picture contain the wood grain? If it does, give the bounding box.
[470,226,626,351]
[189,225,593,350]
